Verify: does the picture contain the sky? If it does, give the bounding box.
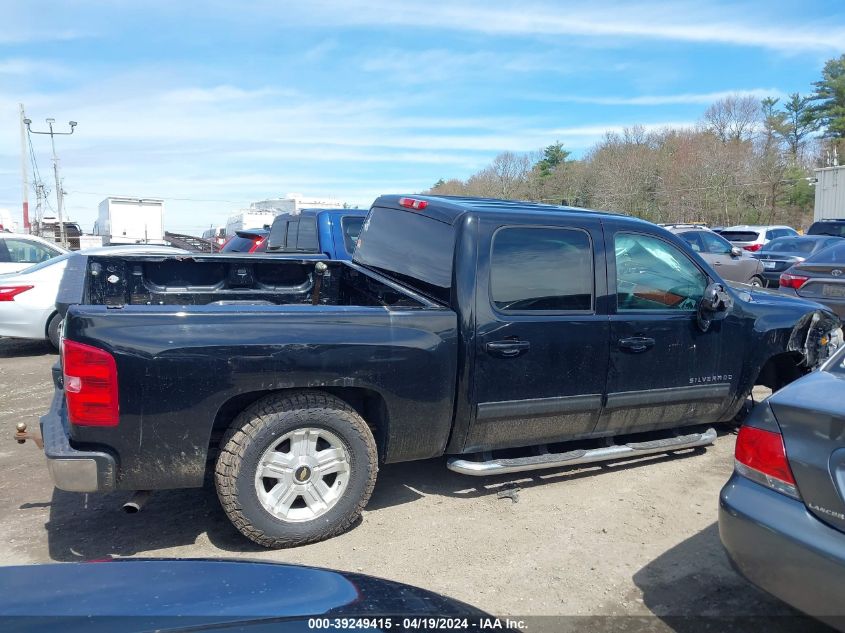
[1,1,844,235]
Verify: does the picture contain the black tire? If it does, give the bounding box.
[46,313,62,351]
[215,390,378,548]
[749,276,764,288]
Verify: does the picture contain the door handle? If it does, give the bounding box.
[485,340,531,358]
[618,336,655,353]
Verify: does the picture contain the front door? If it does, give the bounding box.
[596,225,742,435]
[465,216,610,452]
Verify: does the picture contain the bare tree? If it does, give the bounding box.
[703,95,761,143]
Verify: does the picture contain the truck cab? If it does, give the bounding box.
[265,207,368,260]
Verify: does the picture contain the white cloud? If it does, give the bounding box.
[530,88,786,106]
[277,0,845,52]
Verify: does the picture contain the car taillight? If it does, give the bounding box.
[248,237,265,253]
[62,340,119,427]
[734,425,799,499]
[0,285,34,301]
[779,272,810,289]
[398,197,428,210]
[743,244,762,252]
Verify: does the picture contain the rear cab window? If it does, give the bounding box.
[490,227,594,313]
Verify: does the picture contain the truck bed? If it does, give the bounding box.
[57,253,433,310]
[56,254,459,490]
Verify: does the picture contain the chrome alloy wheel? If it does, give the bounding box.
[254,427,351,522]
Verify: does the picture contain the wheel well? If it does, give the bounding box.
[208,387,389,461]
[755,352,806,391]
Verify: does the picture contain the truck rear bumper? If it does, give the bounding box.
[40,388,117,493]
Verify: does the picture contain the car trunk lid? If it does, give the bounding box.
[770,370,845,533]
[755,252,803,272]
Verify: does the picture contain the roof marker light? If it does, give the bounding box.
[398,197,428,210]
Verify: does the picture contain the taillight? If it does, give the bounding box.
[398,197,428,210]
[734,425,799,499]
[743,243,763,252]
[248,237,265,253]
[0,285,34,301]
[62,340,119,427]
[779,272,810,289]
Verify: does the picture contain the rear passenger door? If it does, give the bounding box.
[467,215,609,452]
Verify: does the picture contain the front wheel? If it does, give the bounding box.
[748,276,764,288]
[46,313,62,350]
[215,391,378,548]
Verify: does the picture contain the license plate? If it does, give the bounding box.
[763,261,776,269]
[823,284,845,298]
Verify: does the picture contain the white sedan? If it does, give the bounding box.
[0,245,186,349]
[0,233,67,274]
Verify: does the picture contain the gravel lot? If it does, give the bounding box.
[0,337,829,631]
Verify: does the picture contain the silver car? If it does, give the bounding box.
[663,224,765,287]
[719,224,798,253]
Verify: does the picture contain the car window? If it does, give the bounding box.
[763,237,815,254]
[490,227,593,312]
[341,217,364,254]
[765,230,774,240]
[807,222,845,238]
[615,233,707,312]
[806,242,845,264]
[2,238,59,264]
[825,348,845,377]
[699,231,732,254]
[678,231,704,252]
[720,231,759,242]
[16,252,72,274]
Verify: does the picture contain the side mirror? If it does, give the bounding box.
[697,282,732,332]
[731,246,742,258]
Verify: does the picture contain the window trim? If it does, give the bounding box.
[488,224,596,317]
[612,230,710,315]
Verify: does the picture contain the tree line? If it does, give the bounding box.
[428,54,845,229]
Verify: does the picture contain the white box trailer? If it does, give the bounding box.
[225,208,279,237]
[225,195,344,237]
[96,197,166,245]
[814,166,845,221]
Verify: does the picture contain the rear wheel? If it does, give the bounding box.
[748,276,764,288]
[215,391,378,548]
[46,313,62,350]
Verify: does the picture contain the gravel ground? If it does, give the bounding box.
[0,337,829,631]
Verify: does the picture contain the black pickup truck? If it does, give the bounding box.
[38,195,841,547]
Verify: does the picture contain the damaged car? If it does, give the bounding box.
[27,195,842,548]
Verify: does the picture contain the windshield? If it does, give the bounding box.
[805,242,845,264]
[825,347,845,377]
[808,222,845,237]
[762,238,819,254]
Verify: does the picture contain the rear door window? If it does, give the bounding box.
[678,231,704,252]
[700,231,732,254]
[3,238,58,263]
[490,226,594,313]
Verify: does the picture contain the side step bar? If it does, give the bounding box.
[447,427,717,476]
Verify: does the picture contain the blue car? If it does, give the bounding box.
[720,344,845,629]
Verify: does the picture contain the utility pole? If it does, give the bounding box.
[19,104,30,232]
[24,116,76,248]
